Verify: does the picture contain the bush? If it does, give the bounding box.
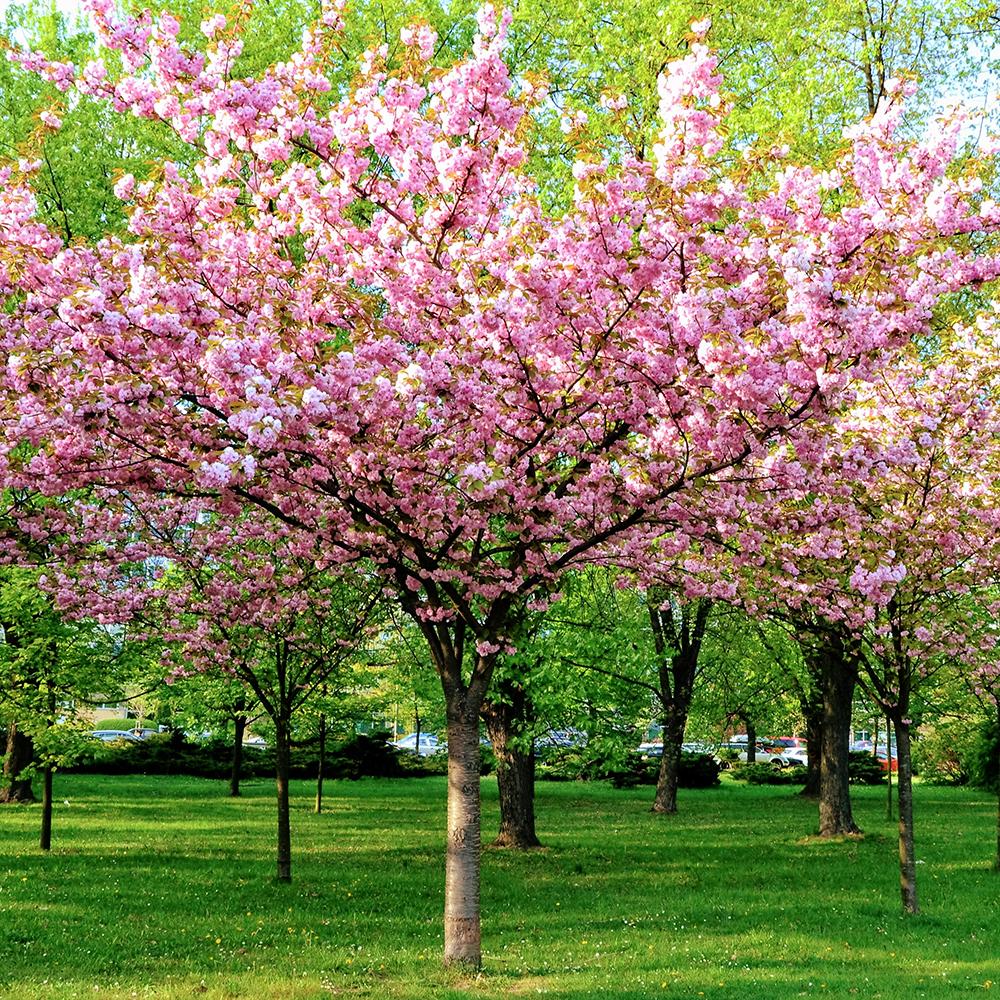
[968,718,999,793]
[539,749,721,790]
[322,733,404,779]
[848,751,885,785]
[729,762,806,786]
[911,719,980,786]
[395,750,449,777]
[70,731,412,780]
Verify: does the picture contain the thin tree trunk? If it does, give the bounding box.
[230,715,246,798]
[894,717,919,914]
[0,723,35,804]
[444,694,483,966]
[818,642,860,837]
[995,703,999,873]
[741,715,757,764]
[39,765,53,851]
[652,715,685,814]
[315,712,326,815]
[482,684,539,848]
[274,719,292,883]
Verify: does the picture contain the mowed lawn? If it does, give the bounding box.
[0,774,996,999]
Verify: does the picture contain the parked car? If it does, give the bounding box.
[638,740,714,758]
[875,750,899,773]
[781,748,809,768]
[89,729,141,742]
[390,733,445,756]
[770,736,807,752]
[714,741,787,767]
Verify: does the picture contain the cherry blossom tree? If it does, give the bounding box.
[2,0,1000,964]
[722,326,1000,913]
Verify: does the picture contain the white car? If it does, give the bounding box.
[391,733,446,756]
[89,730,140,742]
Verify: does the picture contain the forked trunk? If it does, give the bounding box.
[230,715,246,798]
[894,718,919,914]
[482,687,539,848]
[0,723,35,804]
[444,697,483,966]
[818,644,859,837]
[652,715,685,814]
[39,765,53,851]
[647,595,708,815]
[275,721,292,882]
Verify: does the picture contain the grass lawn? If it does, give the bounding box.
[0,774,996,999]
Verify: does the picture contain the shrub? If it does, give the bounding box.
[322,733,404,779]
[911,719,981,786]
[541,750,721,789]
[848,751,885,785]
[730,762,806,786]
[70,731,412,780]
[968,718,999,793]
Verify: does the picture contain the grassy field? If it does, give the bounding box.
[0,774,996,999]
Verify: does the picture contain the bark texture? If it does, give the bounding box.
[0,723,36,804]
[894,718,919,913]
[816,633,860,837]
[482,681,539,848]
[444,702,483,966]
[409,610,498,967]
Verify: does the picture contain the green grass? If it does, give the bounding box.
[0,775,997,999]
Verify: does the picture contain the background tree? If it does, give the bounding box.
[0,566,137,847]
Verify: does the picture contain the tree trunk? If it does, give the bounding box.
[893,717,919,914]
[315,712,326,815]
[647,595,708,814]
[652,715,685,814]
[230,715,246,798]
[740,715,757,764]
[39,765,53,851]
[995,703,999,873]
[274,720,292,883]
[0,723,35,804]
[818,642,860,837]
[444,695,483,967]
[482,685,539,848]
